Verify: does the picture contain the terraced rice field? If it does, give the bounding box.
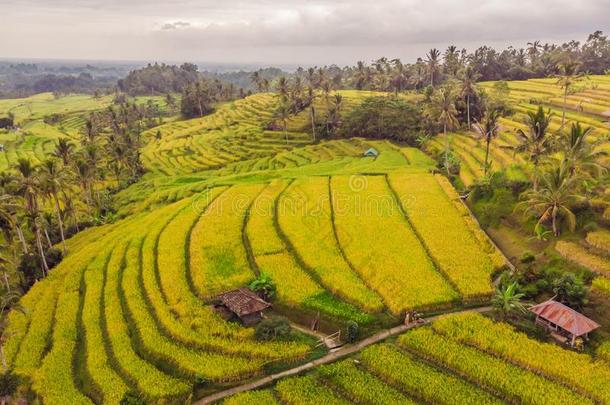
[0,93,171,172]
[428,75,610,187]
[224,312,610,404]
[6,168,507,401]
[4,89,514,403]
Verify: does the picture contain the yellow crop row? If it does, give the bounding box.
[399,327,592,405]
[275,375,350,405]
[223,390,279,405]
[278,176,384,312]
[103,240,192,400]
[189,183,265,297]
[586,230,610,253]
[317,360,416,404]
[390,173,496,299]
[361,344,501,405]
[431,312,610,403]
[555,241,610,276]
[331,175,459,313]
[122,236,264,382]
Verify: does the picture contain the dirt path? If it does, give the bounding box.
[194,306,493,404]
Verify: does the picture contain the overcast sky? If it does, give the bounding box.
[1,0,608,67]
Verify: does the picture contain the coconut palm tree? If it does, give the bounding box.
[276,103,290,144]
[561,122,608,179]
[427,87,459,173]
[473,108,502,175]
[513,106,554,190]
[0,195,26,256]
[276,77,289,102]
[38,159,68,254]
[556,56,584,129]
[353,61,370,90]
[250,71,262,92]
[492,282,526,320]
[517,161,579,236]
[460,67,480,129]
[426,48,441,87]
[53,138,74,167]
[14,159,48,275]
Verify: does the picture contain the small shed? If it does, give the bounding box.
[214,288,271,326]
[530,299,600,347]
[363,147,379,158]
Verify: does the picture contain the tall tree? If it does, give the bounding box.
[556,56,584,129]
[459,67,480,129]
[14,159,48,275]
[560,123,608,179]
[473,108,502,175]
[518,161,579,236]
[514,106,554,190]
[427,87,459,173]
[38,159,68,254]
[426,48,442,87]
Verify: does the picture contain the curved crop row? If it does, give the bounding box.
[399,327,592,405]
[317,360,416,404]
[388,173,496,299]
[331,175,458,313]
[189,183,266,297]
[277,176,385,312]
[360,343,500,405]
[431,312,610,403]
[246,180,373,323]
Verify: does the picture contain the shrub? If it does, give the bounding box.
[0,372,20,397]
[552,273,589,309]
[120,392,146,405]
[520,251,536,264]
[346,321,359,343]
[255,317,292,341]
[249,273,276,301]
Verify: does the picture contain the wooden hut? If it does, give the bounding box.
[214,288,271,326]
[529,299,600,347]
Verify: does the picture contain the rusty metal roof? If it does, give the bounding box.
[215,288,271,317]
[530,300,600,337]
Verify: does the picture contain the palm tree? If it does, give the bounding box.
[276,103,290,144]
[427,87,459,173]
[276,77,289,102]
[0,195,27,255]
[492,282,526,320]
[517,162,579,236]
[38,159,68,254]
[14,159,48,275]
[460,67,480,129]
[426,48,441,87]
[556,56,583,129]
[353,61,370,90]
[513,106,554,190]
[53,138,74,167]
[561,122,608,179]
[473,108,502,175]
[250,71,262,92]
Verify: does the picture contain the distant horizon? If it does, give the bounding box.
[1,32,604,73]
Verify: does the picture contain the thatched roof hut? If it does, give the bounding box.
[214,288,271,326]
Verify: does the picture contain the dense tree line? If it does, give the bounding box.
[0,96,167,294]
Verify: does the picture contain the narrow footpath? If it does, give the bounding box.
[194,306,492,404]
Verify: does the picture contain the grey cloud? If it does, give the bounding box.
[161,21,191,30]
[1,0,609,64]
